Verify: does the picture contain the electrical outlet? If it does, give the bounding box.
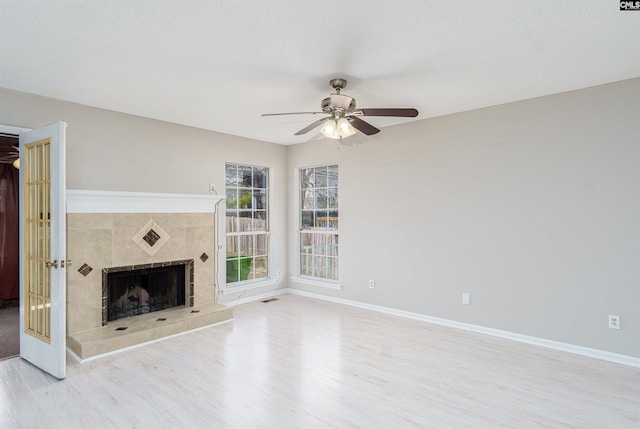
[209,183,216,193]
[608,315,620,329]
[369,280,375,288]
[462,293,470,305]
[277,269,281,278]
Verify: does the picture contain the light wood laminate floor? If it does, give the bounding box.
[1,294,638,428]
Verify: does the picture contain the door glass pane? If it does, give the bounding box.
[24,139,52,342]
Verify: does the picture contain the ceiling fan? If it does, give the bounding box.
[262,78,419,140]
[0,133,19,168]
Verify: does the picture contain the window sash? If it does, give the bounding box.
[299,164,338,281]
[226,163,269,285]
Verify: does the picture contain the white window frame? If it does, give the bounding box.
[225,163,270,288]
[297,164,339,284]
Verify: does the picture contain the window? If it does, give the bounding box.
[299,165,338,280]
[225,163,269,285]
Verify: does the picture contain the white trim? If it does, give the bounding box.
[221,278,278,295]
[232,289,289,306]
[290,276,342,290]
[0,124,30,135]
[66,189,226,213]
[66,319,234,363]
[285,289,640,368]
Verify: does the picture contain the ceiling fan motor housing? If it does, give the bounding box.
[322,94,356,113]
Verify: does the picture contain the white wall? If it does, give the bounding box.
[0,88,289,303]
[288,78,640,357]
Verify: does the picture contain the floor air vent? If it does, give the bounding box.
[261,298,279,303]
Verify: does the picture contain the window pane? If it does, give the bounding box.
[254,189,267,210]
[254,210,267,231]
[312,233,327,256]
[327,165,338,187]
[315,210,331,228]
[326,256,339,280]
[325,211,338,230]
[253,167,268,189]
[301,210,315,230]
[238,235,253,257]
[226,210,238,232]
[235,211,251,232]
[327,234,339,257]
[313,256,325,277]
[251,256,268,279]
[300,168,313,189]
[239,166,252,188]
[226,235,238,256]
[327,188,338,208]
[255,233,268,256]
[238,189,252,209]
[314,166,328,187]
[226,187,238,210]
[315,189,328,209]
[225,164,239,185]
[226,258,240,283]
[301,189,314,210]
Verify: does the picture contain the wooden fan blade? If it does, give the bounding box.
[262,112,325,117]
[355,108,419,117]
[349,117,380,135]
[295,118,329,135]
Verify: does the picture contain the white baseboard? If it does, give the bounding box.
[230,288,290,306]
[285,288,640,368]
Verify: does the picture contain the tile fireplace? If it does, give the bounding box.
[65,190,231,360]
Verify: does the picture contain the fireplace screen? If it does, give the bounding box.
[106,264,186,322]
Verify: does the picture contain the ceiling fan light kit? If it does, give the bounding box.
[320,116,357,140]
[262,78,419,141]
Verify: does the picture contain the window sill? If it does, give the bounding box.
[290,276,342,290]
[221,278,278,295]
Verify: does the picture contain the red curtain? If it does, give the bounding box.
[0,163,19,300]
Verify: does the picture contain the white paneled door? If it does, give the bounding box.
[19,122,67,379]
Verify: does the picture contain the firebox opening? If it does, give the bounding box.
[106,263,187,323]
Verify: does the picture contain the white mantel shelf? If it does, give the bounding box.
[66,189,226,214]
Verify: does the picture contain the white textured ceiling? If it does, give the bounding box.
[1,1,639,145]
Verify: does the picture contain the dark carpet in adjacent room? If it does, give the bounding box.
[0,303,19,360]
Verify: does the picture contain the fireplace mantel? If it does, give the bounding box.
[66,189,226,214]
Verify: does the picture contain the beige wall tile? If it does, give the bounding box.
[67,213,113,230]
[67,211,220,334]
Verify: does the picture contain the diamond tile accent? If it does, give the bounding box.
[132,220,170,256]
[200,252,209,263]
[143,229,161,247]
[77,263,93,277]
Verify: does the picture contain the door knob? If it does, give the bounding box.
[46,260,58,269]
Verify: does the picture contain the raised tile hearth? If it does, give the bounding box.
[68,302,232,360]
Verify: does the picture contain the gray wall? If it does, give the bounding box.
[288,78,640,357]
[0,88,289,303]
[2,78,638,357]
